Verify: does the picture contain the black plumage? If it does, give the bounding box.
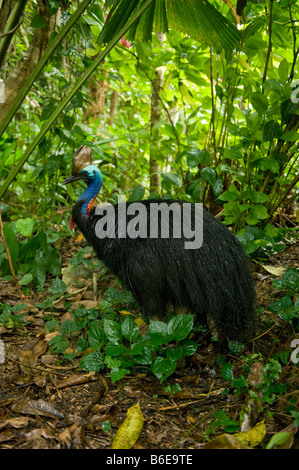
[68,192,255,342]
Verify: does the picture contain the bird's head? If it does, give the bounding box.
[63,165,103,229]
[63,164,103,187]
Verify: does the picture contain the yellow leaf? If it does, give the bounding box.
[233,421,266,447]
[119,310,135,316]
[76,232,84,242]
[119,311,146,327]
[112,402,144,449]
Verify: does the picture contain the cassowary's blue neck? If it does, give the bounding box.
[79,177,102,218]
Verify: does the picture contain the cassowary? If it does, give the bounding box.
[63,150,255,342]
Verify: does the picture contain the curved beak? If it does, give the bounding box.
[63,173,88,185]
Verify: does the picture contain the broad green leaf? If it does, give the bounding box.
[128,185,145,202]
[76,337,88,352]
[266,432,292,449]
[272,268,299,294]
[88,320,106,350]
[19,273,34,286]
[110,368,129,382]
[80,351,105,372]
[161,172,181,187]
[242,190,268,203]
[166,346,183,361]
[251,92,268,114]
[269,296,292,312]
[272,150,288,168]
[16,218,35,238]
[151,356,177,383]
[148,320,170,345]
[186,149,210,168]
[121,316,140,342]
[200,167,217,187]
[280,99,298,122]
[105,341,125,356]
[180,339,198,356]
[280,131,299,142]
[45,247,61,277]
[31,14,46,29]
[245,213,260,225]
[49,278,66,295]
[60,319,81,335]
[104,319,122,343]
[250,204,269,220]
[218,184,241,202]
[255,157,280,174]
[278,59,289,83]
[31,256,46,288]
[3,223,19,270]
[179,82,194,105]
[221,363,234,381]
[49,335,70,353]
[185,68,207,87]
[262,120,281,141]
[40,102,56,121]
[133,346,154,364]
[167,314,194,341]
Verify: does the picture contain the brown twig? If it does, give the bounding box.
[5,354,70,377]
[0,21,22,39]
[262,0,274,88]
[209,47,217,163]
[287,0,299,81]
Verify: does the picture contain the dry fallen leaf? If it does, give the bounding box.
[261,265,286,276]
[203,433,251,449]
[248,361,264,387]
[0,416,30,430]
[11,398,64,419]
[55,372,96,389]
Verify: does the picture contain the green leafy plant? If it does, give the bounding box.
[269,268,299,325]
[236,224,288,256]
[0,303,27,329]
[81,313,198,383]
[220,355,291,413]
[205,410,240,436]
[53,302,198,383]
[266,431,292,449]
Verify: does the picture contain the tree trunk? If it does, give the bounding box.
[83,74,109,124]
[0,0,28,69]
[108,89,118,126]
[150,66,164,193]
[0,0,53,127]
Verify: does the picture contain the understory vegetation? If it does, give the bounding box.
[0,0,298,450]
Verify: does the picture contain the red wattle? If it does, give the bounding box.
[70,214,74,230]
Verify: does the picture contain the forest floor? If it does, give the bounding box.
[0,236,298,450]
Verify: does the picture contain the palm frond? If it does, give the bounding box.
[100,0,240,52]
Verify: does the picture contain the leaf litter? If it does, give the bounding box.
[0,240,298,449]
